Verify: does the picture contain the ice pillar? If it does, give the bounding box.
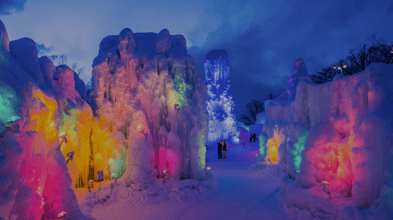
[205,50,239,144]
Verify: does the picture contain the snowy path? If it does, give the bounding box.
[89,145,290,220]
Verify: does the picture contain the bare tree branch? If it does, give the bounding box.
[310,35,393,84]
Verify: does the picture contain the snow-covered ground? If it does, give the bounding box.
[78,143,289,220]
[77,142,393,220]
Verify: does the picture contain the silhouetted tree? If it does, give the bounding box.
[71,62,85,76]
[311,35,393,84]
[49,53,68,66]
[49,54,85,77]
[241,99,264,125]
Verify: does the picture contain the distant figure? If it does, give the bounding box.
[252,133,257,142]
[217,140,223,159]
[222,140,227,159]
[249,134,252,143]
[270,93,273,100]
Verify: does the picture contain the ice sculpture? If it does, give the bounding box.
[204,50,239,144]
[262,57,393,208]
[89,28,208,184]
[0,19,85,219]
[0,19,209,219]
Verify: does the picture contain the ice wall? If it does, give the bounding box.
[0,19,87,219]
[89,28,208,183]
[205,50,239,144]
[0,20,208,219]
[261,58,393,208]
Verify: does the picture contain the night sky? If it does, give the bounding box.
[1,0,393,120]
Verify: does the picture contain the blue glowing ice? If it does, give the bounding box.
[205,50,239,144]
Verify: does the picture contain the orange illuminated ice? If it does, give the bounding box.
[266,126,285,163]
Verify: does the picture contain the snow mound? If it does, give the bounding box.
[280,182,391,220]
[78,177,217,214]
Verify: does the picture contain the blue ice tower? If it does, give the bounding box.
[205,50,239,144]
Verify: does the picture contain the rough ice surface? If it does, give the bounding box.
[10,37,44,85]
[0,19,87,219]
[0,19,208,219]
[260,57,393,212]
[205,50,239,144]
[89,27,208,184]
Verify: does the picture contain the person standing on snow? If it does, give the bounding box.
[217,140,223,159]
[223,140,227,159]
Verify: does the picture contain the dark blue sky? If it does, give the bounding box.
[1,0,393,119]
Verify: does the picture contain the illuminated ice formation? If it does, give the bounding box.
[89,28,208,185]
[0,19,85,219]
[0,19,208,219]
[262,57,393,208]
[205,50,239,144]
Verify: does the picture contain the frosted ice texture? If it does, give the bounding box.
[263,57,393,208]
[0,19,86,219]
[89,28,208,184]
[204,50,239,144]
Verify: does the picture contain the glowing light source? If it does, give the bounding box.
[8,116,20,122]
[333,64,347,74]
[290,131,309,173]
[266,126,285,163]
[163,169,169,180]
[206,167,211,178]
[259,135,267,159]
[390,47,393,53]
[322,181,331,199]
[57,210,66,218]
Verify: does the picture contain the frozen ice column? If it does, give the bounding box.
[205,50,239,144]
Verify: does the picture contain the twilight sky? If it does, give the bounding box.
[1,0,393,119]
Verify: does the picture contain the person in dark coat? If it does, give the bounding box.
[253,133,257,142]
[222,140,227,159]
[217,140,223,159]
